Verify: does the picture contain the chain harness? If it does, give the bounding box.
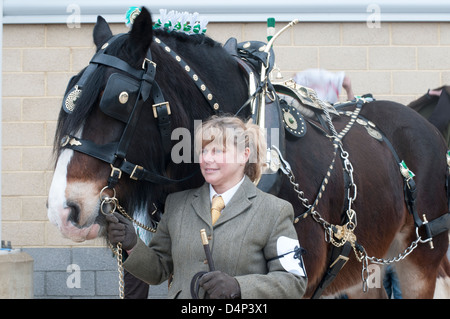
[274,96,442,295]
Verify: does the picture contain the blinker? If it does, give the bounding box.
[100,73,140,122]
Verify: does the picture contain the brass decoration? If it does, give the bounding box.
[119,91,129,104]
[283,110,298,130]
[64,85,82,112]
[269,148,281,172]
[152,102,171,119]
[366,126,382,141]
[69,138,82,146]
[356,118,367,126]
[280,103,306,138]
[61,136,82,147]
[60,135,70,147]
[331,224,357,248]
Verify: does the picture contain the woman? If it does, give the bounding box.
[106,115,307,299]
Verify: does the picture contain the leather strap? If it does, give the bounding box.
[155,37,221,113]
[311,241,352,299]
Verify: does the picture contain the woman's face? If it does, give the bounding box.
[199,142,250,193]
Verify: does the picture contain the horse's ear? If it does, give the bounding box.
[93,16,113,50]
[128,7,153,61]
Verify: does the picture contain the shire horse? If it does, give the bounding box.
[47,8,450,298]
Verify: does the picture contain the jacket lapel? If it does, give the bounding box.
[191,182,212,225]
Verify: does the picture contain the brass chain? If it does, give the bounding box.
[101,186,158,299]
[108,241,124,299]
[116,200,157,233]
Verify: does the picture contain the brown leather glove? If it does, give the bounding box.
[105,212,137,251]
[199,270,241,299]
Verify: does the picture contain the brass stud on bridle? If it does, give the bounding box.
[119,91,129,104]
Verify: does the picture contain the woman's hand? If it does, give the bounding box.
[105,212,137,251]
[199,271,241,299]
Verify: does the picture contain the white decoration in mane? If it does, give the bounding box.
[125,7,208,35]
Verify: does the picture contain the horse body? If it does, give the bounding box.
[283,100,449,298]
[47,8,449,298]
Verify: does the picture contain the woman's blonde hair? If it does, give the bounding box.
[194,115,267,182]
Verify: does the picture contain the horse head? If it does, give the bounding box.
[47,7,248,242]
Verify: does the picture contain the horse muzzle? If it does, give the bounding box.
[47,201,101,242]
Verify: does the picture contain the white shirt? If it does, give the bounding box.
[209,176,245,207]
[293,68,345,104]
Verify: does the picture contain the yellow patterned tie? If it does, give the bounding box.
[211,195,225,225]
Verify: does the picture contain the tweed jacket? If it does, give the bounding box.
[123,176,307,298]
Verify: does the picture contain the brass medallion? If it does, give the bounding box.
[366,126,382,141]
[283,111,298,130]
[356,118,367,126]
[64,85,82,112]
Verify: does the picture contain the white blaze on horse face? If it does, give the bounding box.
[47,148,100,242]
[48,148,72,227]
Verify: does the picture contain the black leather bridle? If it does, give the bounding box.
[60,33,219,189]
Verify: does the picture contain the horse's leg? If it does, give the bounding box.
[392,224,448,298]
[433,255,450,298]
[395,258,436,298]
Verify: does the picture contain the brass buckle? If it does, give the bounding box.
[130,165,143,180]
[152,102,171,118]
[110,164,122,179]
[329,254,349,269]
[142,58,157,70]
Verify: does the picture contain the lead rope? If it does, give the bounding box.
[100,186,157,299]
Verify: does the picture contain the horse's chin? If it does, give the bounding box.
[59,221,101,242]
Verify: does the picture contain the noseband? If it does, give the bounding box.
[60,33,220,189]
